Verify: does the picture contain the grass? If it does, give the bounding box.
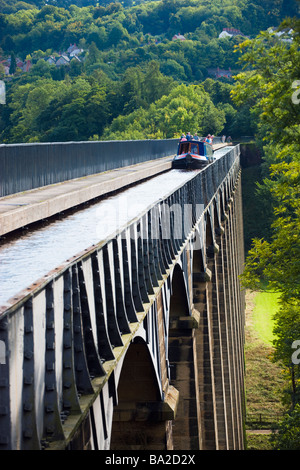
[246,432,273,451]
[252,290,280,346]
[244,289,288,450]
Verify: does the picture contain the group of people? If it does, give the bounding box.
[222,135,232,143]
[180,132,214,144]
[180,132,233,144]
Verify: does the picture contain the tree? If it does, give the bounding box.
[143,61,175,105]
[102,83,225,140]
[272,304,300,407]
[231,25,300,146]
[270,404,300,450]
[232,17,300,415]
[107,20,128,46]
[119,66,146,114]
[9,51,16,74]
[85,41,101,66]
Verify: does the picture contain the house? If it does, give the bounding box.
[22,60,32,72]
[268,27,293,43]
[0,57,18,75]
[16,58,24,69]
[67,44,84,57]
[172,33,186,41]
[70,55,82,63]
[219,28,246,39]
[1,64,9,76]
[56,55,70,66]
[70,49,83,57]
[207,67,232,79]
[45,56,56,65]
[0,59,9,75]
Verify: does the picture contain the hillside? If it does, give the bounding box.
[0,0,298,143]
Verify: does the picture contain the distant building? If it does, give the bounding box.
[56,55,70,66]
[22,60,32,73]
[0,80,5,104]
[172,33,186,41]
[16,58,24,69]
[70,55,82,63]
[67,44,84,56]
[268,27,293,43]
[208,67,232,79]
[0,56,28,75]
[219,28,247,38]
[0,59,9,75]
[45,56,56,65]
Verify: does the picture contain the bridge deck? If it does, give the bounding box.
[0,155,173,237]
[0,142,244,451]
[0,143,228,237]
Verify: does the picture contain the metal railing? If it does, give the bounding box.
[0,139,179,197]
[0,145,240,449]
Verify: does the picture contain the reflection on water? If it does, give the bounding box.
[0,169,200,306]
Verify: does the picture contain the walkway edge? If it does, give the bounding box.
[0,156,173,237]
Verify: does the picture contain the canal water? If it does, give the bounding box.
[0,169,198,306]
[0,148,227,307]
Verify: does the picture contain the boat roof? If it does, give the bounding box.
[179,138,209,143]
[179,139,207,145]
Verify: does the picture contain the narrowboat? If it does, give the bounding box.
[172,139,214,169]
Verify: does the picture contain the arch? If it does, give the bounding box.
[219,187,227,223]
[169,264,189,319]
[213,199,220,232]
[205,212,214,248]
[110,339,169,450]
[114,339,161,404]
[192,233,205,275]
[167,263,200,449]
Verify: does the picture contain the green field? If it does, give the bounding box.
[245,289,286,450]
[252,290,280,346]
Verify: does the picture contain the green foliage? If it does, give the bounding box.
[1,75,110,142]
[233,16,300,430]
[240,148,300,304]
[233,20,300,300]
[270,404,300,450]
[272,304,300,407]
[102,83,225,139]
[1,0,297,58]
[1,0,298,143]
[231,29,300,146]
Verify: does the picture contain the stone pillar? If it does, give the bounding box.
[192,175,246,450]
[208,241,229,450]
[110,391,178,450]
[168,310,201,449]
[110,342,179,450]
[216,231,235,449]
[193,268,217,450]
[221,176,245,450]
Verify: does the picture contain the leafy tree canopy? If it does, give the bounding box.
[0,0,299,144]
[232,15,300,419]
[101,82,225,139]
[232,20,300,306]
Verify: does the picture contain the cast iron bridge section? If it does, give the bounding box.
[0,143,245,450]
